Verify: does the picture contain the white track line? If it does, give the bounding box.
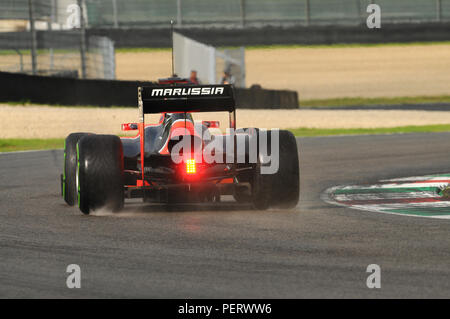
[0,148,61,155]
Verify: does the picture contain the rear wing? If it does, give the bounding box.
[138,84,235,114]
[136,84,237,182]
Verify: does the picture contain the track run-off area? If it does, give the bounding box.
[0,133,449,297]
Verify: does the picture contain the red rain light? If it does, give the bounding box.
[186,159,196,174]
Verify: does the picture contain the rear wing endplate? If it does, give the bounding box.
[138,84,235,114]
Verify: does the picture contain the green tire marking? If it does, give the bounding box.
[62,139,66,199]
[77,143,80,208]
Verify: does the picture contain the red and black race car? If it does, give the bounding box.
[61,78,299,214]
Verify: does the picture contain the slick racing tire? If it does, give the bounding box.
[267,130,300,209]
[251,130,300,210]
[251,163,271,210]
[77,134,124,215]
[62,132,90,206]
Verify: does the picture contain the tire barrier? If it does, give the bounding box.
[0,71,298,109]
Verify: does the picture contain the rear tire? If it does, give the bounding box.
[251,130,300,210]
[268,130,300,209]
[77,135,124,215]
[62,132,89,206]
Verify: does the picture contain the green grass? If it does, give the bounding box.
[4,95,450,110]
[114,41,450,53]
[288,124,450,137]
[116,47,171,53]
[0,139,64,153]
[300,95,450,108]
[2,124,450,152]
[0,49,81,56]
[245,41,450,50]
[5,41,449,55]
[0,100,133,108]
[1,100,32,106]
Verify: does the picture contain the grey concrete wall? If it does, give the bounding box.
[3,23,450,50]
[86,23,450,48]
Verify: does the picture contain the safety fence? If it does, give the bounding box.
[0,30,115,79]
[84,0,450,28]
[0,0,115,79]
[1,1,450,29]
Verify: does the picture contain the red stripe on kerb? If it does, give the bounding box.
[412,180,450,184]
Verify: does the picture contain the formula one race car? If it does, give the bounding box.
[61,78,299,214]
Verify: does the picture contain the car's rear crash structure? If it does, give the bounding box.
[61,82,299,214]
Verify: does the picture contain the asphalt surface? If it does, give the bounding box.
[1,133,450,298]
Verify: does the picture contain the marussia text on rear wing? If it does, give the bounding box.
[139,84,235,114]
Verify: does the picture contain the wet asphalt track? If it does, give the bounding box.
[1,133,450,298]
